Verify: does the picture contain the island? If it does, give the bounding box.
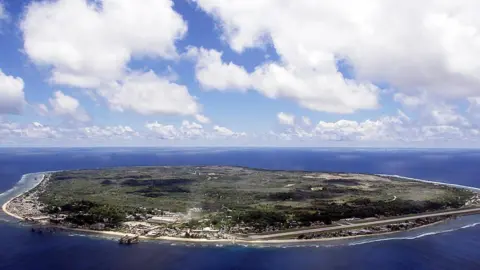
[3,166,480,244]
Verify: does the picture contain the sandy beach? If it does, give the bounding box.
[1,172,478,245]
[1,174,46,221]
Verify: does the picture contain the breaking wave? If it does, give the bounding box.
[0,173,33,199]
[377,174,480,192]
[460,222,480,229]
[0,171,59,202]
[348,222,480,246]
[0,172,53,222]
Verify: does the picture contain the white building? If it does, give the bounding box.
[148,216,178,224]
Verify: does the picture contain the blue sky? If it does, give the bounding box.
[1,0,480,147]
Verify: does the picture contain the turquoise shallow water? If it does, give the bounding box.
[1,148,480,270]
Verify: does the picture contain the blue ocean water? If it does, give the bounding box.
[1,147,480,270]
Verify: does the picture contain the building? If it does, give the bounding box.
[148,216,178,224]
[192,227,219,233]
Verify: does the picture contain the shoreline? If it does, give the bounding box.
[39,218,451,246]
[2,171,480,245]
[1,173,46,221]
[377,174,480,192]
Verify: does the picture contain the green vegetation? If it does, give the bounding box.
[44,200,126,227]
[37,166,475,230]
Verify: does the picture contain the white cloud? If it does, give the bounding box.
[468,97,480,107]
[189,47,379,113]
[145,122,179,140]
[193,0,480,104]
[421,125,463,141]
[194,114,211,124]
[21,0,201,120]
[146,120,206,140]
[34,103,49,116]
[302,116,312,126]
[0,121,139,144]
[394,92,470,127]
[313,116,408,142]
[0,119,248,145]
[0,121,59,139]
[213,125,246,137]
[0,70,26,114]
[277,112,295,126]
[49,91,90,122]
[24,123,60,139]
[213,125,234,136]
[179,120,205,139]
[100,71,200,116]
[188,47,251,91]
[0,2,7,21]
[428,104,470,127]
[1,115,478,146]
[467,97,480,120]
[146,121,245,140]
[79,125,138,140]
[394,93,426,108]
[271,110,480,144]
[21,0,187,88]
[397,109,411,122]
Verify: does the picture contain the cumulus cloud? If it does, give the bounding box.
[21,0,187,88]
[79,125,138,140]
[146,121,245,140]
[427,104,470,127]
[0,70,26,114]
[0,121,138,144]
[179,120,205,139]
[100,71,200,116]
[213,125,246,137]
[394,91,470,128]
[145,122,179,140]
[394,93,426,108]
[187,47,251,91]
[271,111,480,144]
[194,114,211,124]
[49,91,90,122]
[0,121,59,140]
[213,125,234,136]
[302,116,312,126]
[313,116,409,141]
[189,47,379,113]
[146,120,207,140]
[277,112,295,126]
[193,0,480,106]
[21,0,201,119]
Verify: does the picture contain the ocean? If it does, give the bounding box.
[1,147,480,270]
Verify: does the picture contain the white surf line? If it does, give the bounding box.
[0,173,33,199]
[1,173,48,220]
[376,174,480,192]
[348,228,457,246]
[349,222,480,246]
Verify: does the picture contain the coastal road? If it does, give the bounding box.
[247,207,480,240]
